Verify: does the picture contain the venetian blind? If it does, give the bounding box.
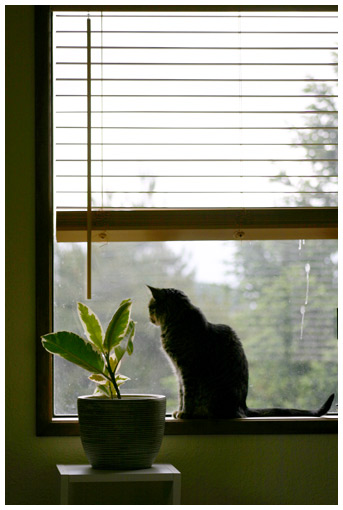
[53,7,338,246]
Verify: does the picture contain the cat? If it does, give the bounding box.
[147,285,334,419]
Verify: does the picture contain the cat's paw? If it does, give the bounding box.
[173,410,192,419]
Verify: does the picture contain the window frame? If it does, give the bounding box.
[35,5,338,436]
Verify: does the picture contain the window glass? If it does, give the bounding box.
[52,9,338,417]
[54,239,338,415]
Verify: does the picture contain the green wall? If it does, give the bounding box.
[5,6,337,505]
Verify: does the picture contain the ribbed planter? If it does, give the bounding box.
[77,394,166,470]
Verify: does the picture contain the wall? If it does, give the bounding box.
[5,6,338,505]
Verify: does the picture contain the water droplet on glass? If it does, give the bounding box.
[300,264,311,339]
[304,263,310,304]
[300,305,306,340]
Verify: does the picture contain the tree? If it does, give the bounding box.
[276,51,338,206]
[225,239,337,409]
[54,234,337,414]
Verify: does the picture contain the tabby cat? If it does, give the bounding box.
[147,286,334,419]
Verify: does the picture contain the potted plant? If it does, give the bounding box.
[41,299,166,470]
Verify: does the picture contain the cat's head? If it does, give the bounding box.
[147,286,191,326]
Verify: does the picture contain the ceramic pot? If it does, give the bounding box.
[77,394,166,470]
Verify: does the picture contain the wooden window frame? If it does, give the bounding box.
[35,5,338,436]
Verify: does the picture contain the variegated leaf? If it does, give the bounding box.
[77,302,104,352]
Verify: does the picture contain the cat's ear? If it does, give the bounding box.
[146,285,161,299]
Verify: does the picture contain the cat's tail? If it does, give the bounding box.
[245,393,335,418]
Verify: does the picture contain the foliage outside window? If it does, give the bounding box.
[54,239,337,416]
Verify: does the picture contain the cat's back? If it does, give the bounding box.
[206,321,247,363]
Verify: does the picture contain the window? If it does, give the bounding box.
[36,6,338,435]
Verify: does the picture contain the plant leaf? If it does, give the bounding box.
[110,321,136,370]
[125,320,136,355]
[88,373,108,385]
[93,383,111,398]
[41,331,105,374]
[104,299,132,353]
[77,302,104,352]
[114,344,126,364]
[115,374,130,387]
[109,355,121,373]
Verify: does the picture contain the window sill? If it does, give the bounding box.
[37,415,337,436]
[164,415,338,435]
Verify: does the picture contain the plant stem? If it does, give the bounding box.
[112,375,121,400]
[109,384,113,399]
[105,354,121,399]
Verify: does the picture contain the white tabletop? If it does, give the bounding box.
[57,463,180,482]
